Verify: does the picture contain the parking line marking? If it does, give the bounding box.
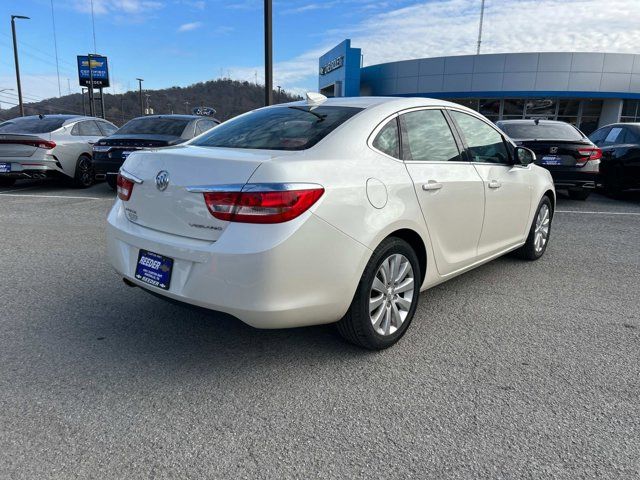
[556,210,640,216]
[0,186,38,194]
[0,193,110,200]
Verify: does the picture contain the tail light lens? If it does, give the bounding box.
[0,139,56,149]
[577,147,602,164]
[117,174,135,201]
[203,185,324,224]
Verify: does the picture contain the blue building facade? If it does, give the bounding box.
[318,40,640,133]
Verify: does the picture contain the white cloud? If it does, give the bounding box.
[72,0,163,15]
[228,0,640,91]
[177,21,203,32]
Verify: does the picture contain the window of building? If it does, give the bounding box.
[502,99,524,118]
[450,99,479,111]
[479,99,500,122]
[525,98,556,118]
[450,110,509,164]
[621,100,640,122]
[399,109,460,162]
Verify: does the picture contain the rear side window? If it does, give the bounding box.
[117,117,191,136]
[450,111,510,164]
[0,116,68,134]
[372,119,400,158]
[195,119,218,136]
[192,106,362,151]
[499,122,584,141]
[589,127,610,146]
[400,109,460,162]
[73,120,102,136]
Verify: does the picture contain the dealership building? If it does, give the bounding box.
[318,40,640,134]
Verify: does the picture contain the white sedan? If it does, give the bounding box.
[107,95,555,349]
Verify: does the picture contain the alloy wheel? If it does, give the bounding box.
[369,253,415,336]
[534,204,550,254]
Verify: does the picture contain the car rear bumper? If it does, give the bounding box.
[94,157,125,178]
[0,158,63,179]
[546,160,599,189]
[106,200,371,329]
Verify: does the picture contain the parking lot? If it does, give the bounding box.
[0,179,638,479]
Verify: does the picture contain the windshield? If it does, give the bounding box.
[0,116,69,134]
[192,105,363,150]
[499,122,584,141]
[116,117,190,136]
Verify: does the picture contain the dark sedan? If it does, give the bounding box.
[497,119,601,200]
[93,115,220,189]
[588,123,640,196]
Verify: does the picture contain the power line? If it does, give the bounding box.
[50,0,62,96]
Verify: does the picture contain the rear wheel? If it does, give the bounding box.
[515,196,552,261]
[106,174,117,191]
[0,177,16,187]
[337,237,420,350]
[73,155,94,188]
[568,188,590,201]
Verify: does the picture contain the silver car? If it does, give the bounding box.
[0,114,117,188]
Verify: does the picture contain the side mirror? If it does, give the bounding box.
[514,146,536,166]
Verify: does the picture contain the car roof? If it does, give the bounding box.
[282,96,466,111]
[136,114,207,121]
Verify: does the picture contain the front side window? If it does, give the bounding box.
[603,127,623,145]
[588,127,610,146]
[195,120,217,136]
[450,111,510,164]
[372,118,399,158]
[192,106,362,151]
[400,109,460,162]
[98,121,118,136]
[76,120,103,136]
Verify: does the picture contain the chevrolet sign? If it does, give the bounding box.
[319,56,344,76]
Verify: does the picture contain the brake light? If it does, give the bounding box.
[117,174,135,201]
[577,147,602,164]
[203,185,324,223]
[0,139,56,149]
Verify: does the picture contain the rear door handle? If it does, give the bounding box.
[488,180,502,189]
[422,181,443,191]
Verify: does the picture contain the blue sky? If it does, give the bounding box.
[0,0,638,106]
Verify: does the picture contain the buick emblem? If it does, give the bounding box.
[155,170,170,191]
[549,146,558,154]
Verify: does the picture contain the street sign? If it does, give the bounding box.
[77,55,110,88]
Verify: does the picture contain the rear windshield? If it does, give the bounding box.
[116,117,190,137]
[0,116,68,134]
[192,105,363,150]
[499,122,584,141]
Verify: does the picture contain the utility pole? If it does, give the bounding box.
[11,15,30,117]
[277,85,281,104]
[476,0,485,55]
[264,0,273,106]
[88,53,95,116]
[136,78,144,116]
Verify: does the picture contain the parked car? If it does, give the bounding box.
[93,114,220,189]
[107,95,555,350]
[588,123,640,196]
[497,119,600,200]
[0,114,117,187]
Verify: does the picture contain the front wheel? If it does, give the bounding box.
[515,196,553,261]
[337,237,420,350]
[73,155,95,188]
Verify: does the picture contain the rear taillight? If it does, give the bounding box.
[0,139,56,149]
[577,147,602,164]
[203,185,324,224]
[117,174,135,201]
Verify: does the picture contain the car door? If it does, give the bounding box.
[448,109,532,258]
[399,108,485,276]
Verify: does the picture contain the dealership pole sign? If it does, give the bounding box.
[319,55,344,76]
[77,55,110,88]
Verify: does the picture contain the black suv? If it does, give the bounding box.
[588,123,640,197]
[497,119,601,200]
[93,114,220,189]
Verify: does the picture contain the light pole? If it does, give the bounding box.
[11,15,30,117]
[276,85,281,104]
[264,0,272,106]
[136,78,144,116]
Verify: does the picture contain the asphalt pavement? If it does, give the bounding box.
[0,179,638,479]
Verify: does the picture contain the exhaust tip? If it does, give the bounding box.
[122,278,137,288]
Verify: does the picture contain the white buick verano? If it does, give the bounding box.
[107,95,555,349]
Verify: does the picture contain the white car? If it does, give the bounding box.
[0,114,118,187]
[107,95,555,349]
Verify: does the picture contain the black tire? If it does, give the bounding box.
[0,177,16,187]
[337,237,421,350]
[515,196,553,261]
[568,188,590,201]
[106,174,117,191]
[73,155,95,188]
[603,164,625,198]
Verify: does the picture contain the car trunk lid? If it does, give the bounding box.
[121,146,286,241]
[0,134,50,157]
[516,139,595,168]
